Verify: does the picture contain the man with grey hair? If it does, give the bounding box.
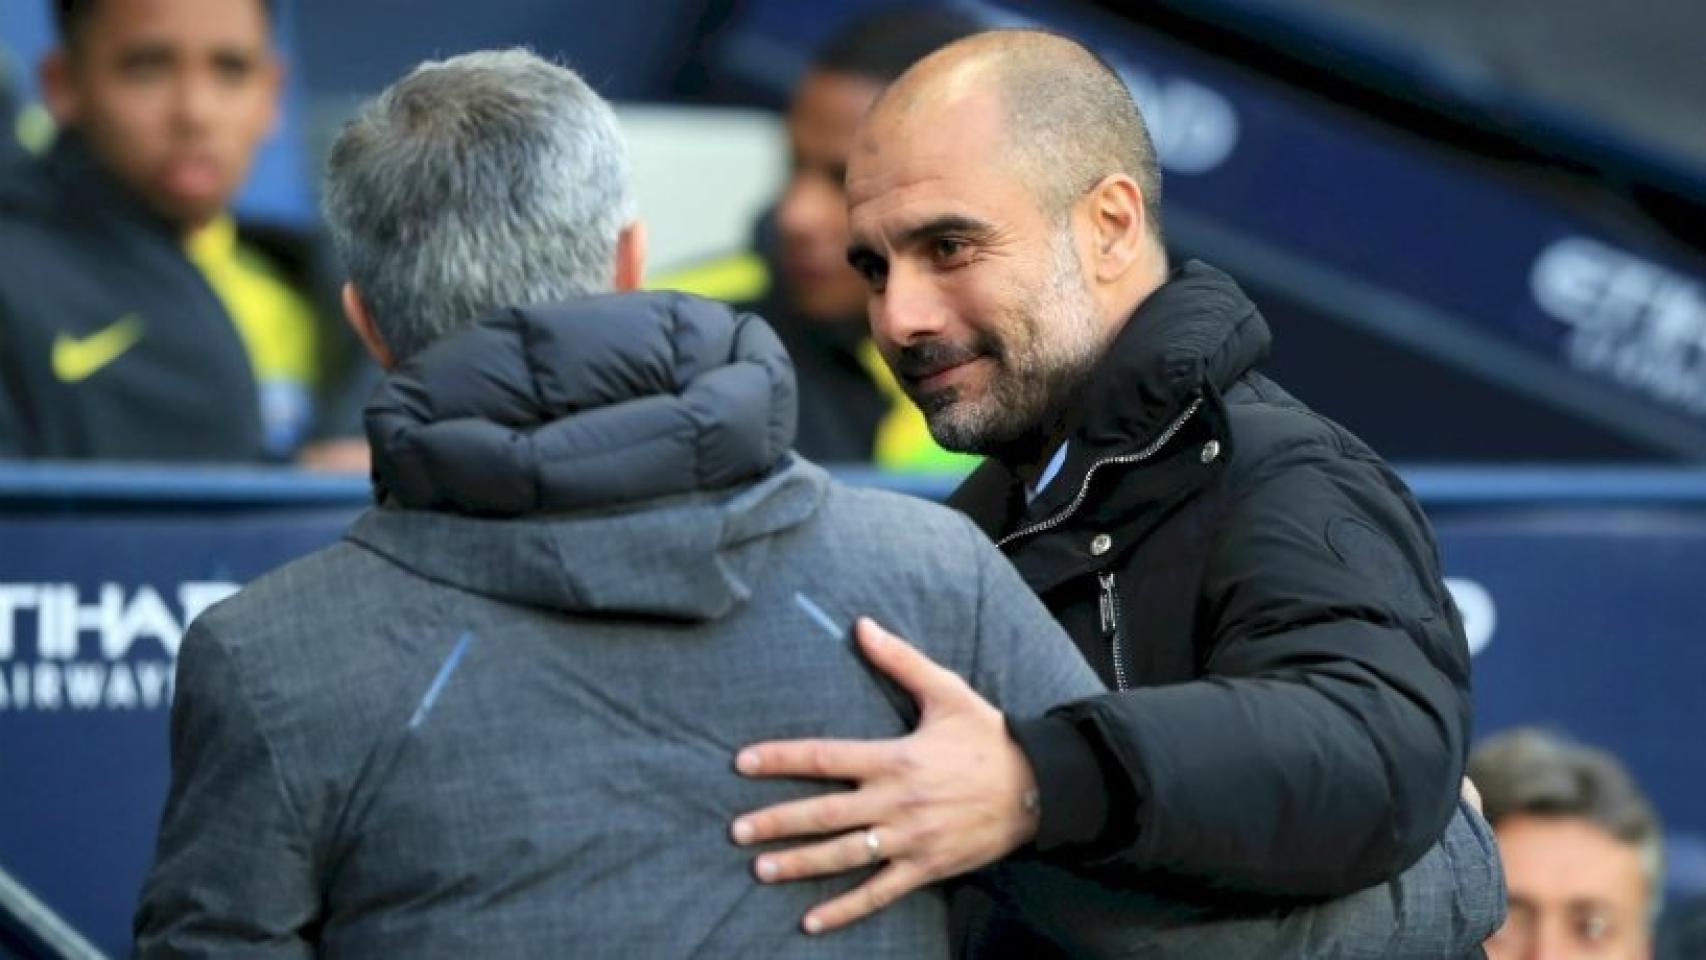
[320,48,641,362]
[129,46,1101,958]
[1473,728,1663,959]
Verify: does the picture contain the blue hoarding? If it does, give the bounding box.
[2,468,1705,953]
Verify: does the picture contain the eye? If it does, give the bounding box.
[1575,912,1614,944]
[118,51,172,81]
[849,253,888,292]
[931,236,971,266]
[214,58,255,84]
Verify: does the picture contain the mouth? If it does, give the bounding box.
[903,355,989,397]
[159,155,225,201]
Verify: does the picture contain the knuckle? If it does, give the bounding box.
[899,782,932,810]
[919,848,953,879]
[808,742,835,775]
[808,798,842,833]
[909,819,939,849]
[889,743,919,774]
[863,884,890,913]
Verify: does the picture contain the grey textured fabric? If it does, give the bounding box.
[133,459,1101,958]
[977,797,1504,958]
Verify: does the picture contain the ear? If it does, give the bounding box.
[38,51,79,126]
[342,282,396,370]
[613,220,647,292]
[1081,173,1149,285]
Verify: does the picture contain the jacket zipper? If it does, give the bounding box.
[996,397,1203,550]
[1098,571,1131,691]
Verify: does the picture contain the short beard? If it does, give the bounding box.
[921,234,1103,459]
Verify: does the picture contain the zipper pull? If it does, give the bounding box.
[1098,572,1117,636]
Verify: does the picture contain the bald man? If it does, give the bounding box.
[730,30,1504,957]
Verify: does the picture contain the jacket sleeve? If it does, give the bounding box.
[133,622,319,958]
[968,798,1502,959]
[1015,439,1471,897]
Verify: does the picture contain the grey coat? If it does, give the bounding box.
[133,294,1100,958]
[133,294,1500,958]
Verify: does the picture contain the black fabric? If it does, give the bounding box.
[366,292,797,516]
[0,134,366,461]
[951,260,1472,900]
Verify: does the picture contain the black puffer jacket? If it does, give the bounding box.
[954,262,1472,897]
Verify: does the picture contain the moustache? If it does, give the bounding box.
[891,337,999,382]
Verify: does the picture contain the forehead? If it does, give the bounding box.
[81,0,271,51]
[846,90,1042,241]
[789,71,882,147]
[1497,815,1648,907]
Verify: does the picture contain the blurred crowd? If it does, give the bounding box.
[0,1,985,474]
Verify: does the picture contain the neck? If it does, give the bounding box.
[996,382,1088,482]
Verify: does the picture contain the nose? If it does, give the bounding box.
[870,261,949,349]
[1518,920,1575,960]
[170,70,219,135]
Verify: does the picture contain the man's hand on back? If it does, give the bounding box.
[731,618,1040,934]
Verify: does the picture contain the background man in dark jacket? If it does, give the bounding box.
[0,0,367,465]
[731,28,1503,953]
[664,6,981,470]
[1472,729,1663,959]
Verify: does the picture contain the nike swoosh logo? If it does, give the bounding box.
[52,314,146,383]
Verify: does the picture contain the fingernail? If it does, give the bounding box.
[804,914,824,935]
[737,750,761,774]
[757,857,779,881]
[732,819,754,843]
[860,619,884,647]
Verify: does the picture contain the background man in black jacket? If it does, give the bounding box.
[663,6,981,470]
[731,28,1501,952]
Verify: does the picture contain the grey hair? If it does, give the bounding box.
[323,48,633,361]
[1469,727,1665,919]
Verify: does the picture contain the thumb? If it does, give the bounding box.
[855,617,971,710]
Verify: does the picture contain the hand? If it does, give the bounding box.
[730,617,1040,935]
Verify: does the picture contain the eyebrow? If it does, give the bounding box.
[847,214,997,268]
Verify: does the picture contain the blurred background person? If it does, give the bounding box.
[0,0,369,466]
[1472,728,1663,960]
[662,5,983,471]
[1,45,25,164]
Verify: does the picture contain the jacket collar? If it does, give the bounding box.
[43,132,184,240]
[952,260,1268,538]
[1077,259,1268,453]
[349,456,827,621]
[366,292,798,516]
